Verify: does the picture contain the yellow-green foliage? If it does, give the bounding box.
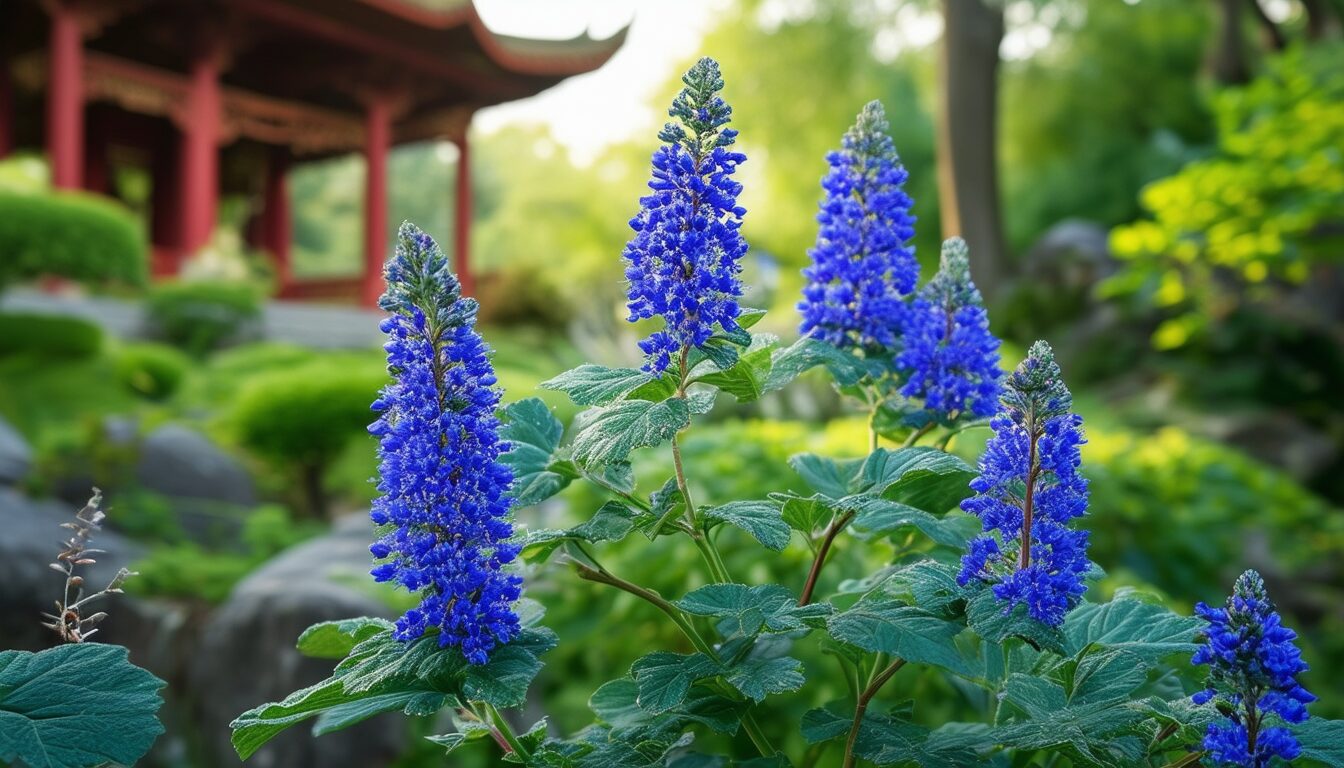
[0,190,146,290]
[114,343,191,401]
[1108,44,1344,349]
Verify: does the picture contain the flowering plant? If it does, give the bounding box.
[231,59,1341,768]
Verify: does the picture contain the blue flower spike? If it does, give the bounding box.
[958,341,1089,626]
[368,222,521,665]
[799,100,918,352]
[624,57,749,375]
[897,237,1003,419]
[1192,570,1316,767]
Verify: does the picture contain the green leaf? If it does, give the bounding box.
[591,679,742,738]
[788,453,865,499]
[736,307,768,330]
[686,389,717,414]
[230,624,556,759]
[994,691,1147,768]
[692,336,777,402]
[827,597,971,677]
[702,500,792,551]
[674,584,831,637]
[774,492,838,535]
[520,501,643,563]
[297,617,394,659]
[847,496,974,548]
[1294,717,1344,766]
[965,586,1067,655]
[694,337,740,370]
[1063,591,1201,662]
[572,398,690,466]
[765,336,868,392]
[540,365,657,406]
[629,652,719,715]
[801,705,980,767]
[723,656,805,702]
[500,398,574,506]
[858,447,976,513]
[0,644,165,768]
[882,561,966,616]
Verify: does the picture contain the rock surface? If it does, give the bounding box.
[192,514,403,768]
[136,424,256,506]
[0,416,32,486]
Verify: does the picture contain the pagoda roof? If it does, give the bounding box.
[5,0,627,151]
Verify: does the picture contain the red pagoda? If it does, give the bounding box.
[0,0,626,304]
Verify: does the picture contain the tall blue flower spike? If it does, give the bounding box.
[897,237,1002,419]
[799,100,918,352]
[1192,570,1316,767]
[368,222,521,665]
[624,57,748,375]
[957,341,1089,626]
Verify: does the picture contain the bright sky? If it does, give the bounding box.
[474,0,728,164]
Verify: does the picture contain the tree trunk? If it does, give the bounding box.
[1210,0,1252,84]
[1246,0,1287,50]
[936,0,1007,300]
[300,462,328,520]
[1302,0,1342,39]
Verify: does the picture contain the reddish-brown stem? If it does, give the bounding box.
[799,510,856,606]
[842,659,907,768]
[1019,420,1040,571]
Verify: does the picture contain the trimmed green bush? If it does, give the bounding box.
[146,281,262,356]
[0,313,104,358]
[114,343,190,401]
[231,360,386,517]
[0,190,146,289]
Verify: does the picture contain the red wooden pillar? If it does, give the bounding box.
[453,126,474,297]
[361,97,391,308]
[150,126,182,276]
[0,50,13,159]
[178,41,223,263]
[46,1,85,189]
[262,147,292,290]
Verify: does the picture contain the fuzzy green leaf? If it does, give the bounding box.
[724,656,805,702]
[540,365,657,406]
[693,339,776,402]
[0,644,165,768]
[230,623,556,759]
[519,502,641,563]
[674,584,831,637]
[847,496,975,548]
[965,586,1067,655]
[572,398,690,466]
[1063,591,1202,662]
[702,500,792,551]
[765,336,868,391]
[629,652,719,715]
[859,447,977,513]
[297,617,393,659]
[827,597,971,676]
[788,453,865,499]
[1295,717,1344,766]
[501,398,575,506]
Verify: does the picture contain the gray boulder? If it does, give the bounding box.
[136,424,256,506]
[192,514,403,768]
[0,416,32,486]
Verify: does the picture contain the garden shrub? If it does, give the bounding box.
[145,281,263,356]
[230,360,386,517]
[475,266,572,328]
[130,504,323,604]
[0,190,146,289]
[114,342,190,401]
[0,313,104,359]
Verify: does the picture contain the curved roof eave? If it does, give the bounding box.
[353,0,629,76]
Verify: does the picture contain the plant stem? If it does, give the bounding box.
[843,658,906,768]
[1163,752,1207,768]
[1019,413,1040,570]
[482,702,531,761]
[574,555,776,757]
[798,510,855,606]
[902,422,936,448]
[867,405,880,453]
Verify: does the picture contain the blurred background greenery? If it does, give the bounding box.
[1,0,1342,765]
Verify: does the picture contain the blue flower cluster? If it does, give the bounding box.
[624,57,748,375]
[1192,570,1315,767]
[897,237,1002,418]
[368,223,521,665]
[957,341,1089,626]
[798,100,917,351]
